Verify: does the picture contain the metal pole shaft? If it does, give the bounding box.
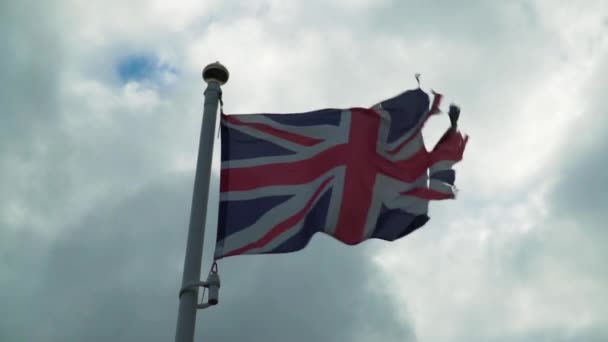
[174,77,223,342]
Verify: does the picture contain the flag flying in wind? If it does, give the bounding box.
[215,88,468,259]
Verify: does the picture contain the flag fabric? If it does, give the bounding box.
[215,88,468,259]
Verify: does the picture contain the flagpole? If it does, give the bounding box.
[175,61,229,342]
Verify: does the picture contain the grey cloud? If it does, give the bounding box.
[0,1,64,137]
[553,134,608,226]
[481,329,608,342]
[499,57,608,341]
[0,229,46,341]
[3,0,608,341]
[0,1,69,229]
[549,60,608,226]
[2,174,415,342]
[376,61,608,338]
[370,1,538,41]
[0,0,202,233]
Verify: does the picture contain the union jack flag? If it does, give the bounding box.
[215,88,468,259]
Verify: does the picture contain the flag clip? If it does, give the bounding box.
[178,263,221,310]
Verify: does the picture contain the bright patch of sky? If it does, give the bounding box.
[116,54,178,87]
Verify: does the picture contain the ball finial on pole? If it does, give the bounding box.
[202,61,229,85]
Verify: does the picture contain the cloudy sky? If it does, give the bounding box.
[2,0,607,341]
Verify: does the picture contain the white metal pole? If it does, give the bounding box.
[175,62,229,342]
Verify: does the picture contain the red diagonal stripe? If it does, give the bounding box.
[375,148,430,182]
[430,131,469,163]
[224,115,324,146]
[223,176,334,257]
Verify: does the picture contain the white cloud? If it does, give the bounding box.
[149,0,219,31]
[464,51,598,196]
[374,179,608,341]
[328,0,392,12]
[369,4,608,340]
[122,81,161,110]
[533,0,607,56]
